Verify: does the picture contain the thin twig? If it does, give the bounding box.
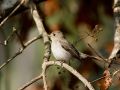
[13,27,25,48]
[0,27,16,46]
[24,35,42,46]
[90,76,106,83]
[73,35,88,46]
[0,0,25,27]
[0,48,22,70]
[112,70,120,76]
[87,43,108,64]
[0,35,42,70]
[18,74,43,90]
[73,25,102,46]
[4,30,15,45]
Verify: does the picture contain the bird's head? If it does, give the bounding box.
[49,31,64,41]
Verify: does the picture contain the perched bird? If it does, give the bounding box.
[49,31,86,62]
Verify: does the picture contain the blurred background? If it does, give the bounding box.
[0,0,116,90]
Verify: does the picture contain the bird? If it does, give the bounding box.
[49,31,86,63]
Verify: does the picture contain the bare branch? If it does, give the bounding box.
[112,70,120,76]
[31,3,51,90]
[19,60,96,90]
[42,63,48,90]
[0,27,16,46]
[31,3,51,62]
[13,27,25,48]
[0,48,22,70]
[87,43,108,64]
[42,61,95,90]
[73,25,103,46]
[18,74,43,90]
[24,35,42,46]
[0,0,25,27]
[109,0,120,59]
[90,76,106,84]
[0,35,42,70]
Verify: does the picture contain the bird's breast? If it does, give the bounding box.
[51,41,71,61]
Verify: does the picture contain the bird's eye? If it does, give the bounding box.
[53,33,56,36]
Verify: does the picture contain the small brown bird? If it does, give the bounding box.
[49,31,86,62]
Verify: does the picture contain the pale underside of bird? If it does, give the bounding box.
[50,31,87,62]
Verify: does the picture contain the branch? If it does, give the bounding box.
[0,35,42,70]
[43,61,95,90]
[0,0,25,27]
[109,0,120,59]
[18,61,95,90]
[13,27,25,48]
[87,43,109,65]
[108,0,120,72]
[42,63,48,90]
[31,3,51,90]
[0,27,16,46]
[19,74,43,90]
[31,3,51,62]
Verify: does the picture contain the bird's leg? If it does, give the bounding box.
[56,60,65,69]
[57,60,66,75]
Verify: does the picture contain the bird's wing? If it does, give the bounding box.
[59,40,80,60]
